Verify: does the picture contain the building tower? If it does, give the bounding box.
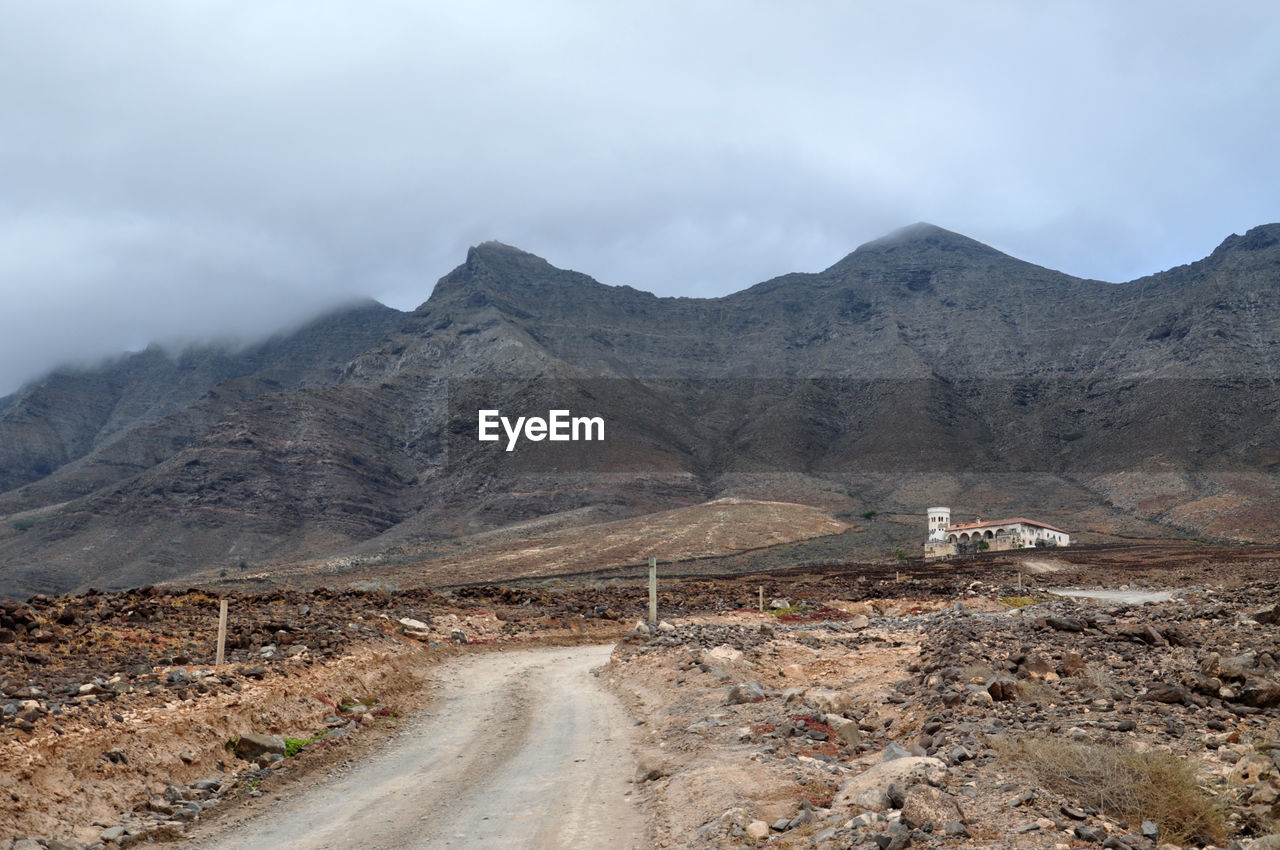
[927,507,950,542]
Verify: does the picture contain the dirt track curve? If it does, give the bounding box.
[187,644,644,850]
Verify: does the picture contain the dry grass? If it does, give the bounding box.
[1000,736,1225,845]
[1014,678,1058,705]
[795,777,838,809]
[960,663,998,684]
[1080,662,1122,699]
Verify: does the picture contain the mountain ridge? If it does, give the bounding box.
[0,300,407,498]
[2,222,1278,598]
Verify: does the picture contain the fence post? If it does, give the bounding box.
[648,557,658,624]
[215,598,228,666]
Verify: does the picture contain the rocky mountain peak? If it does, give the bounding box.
[426,242,574,300]
[851,222,1003,257]
[1211,223,1280,257]
[465,240,543,265]
[423,242,629,320]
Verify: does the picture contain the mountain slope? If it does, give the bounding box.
[1,224,1278,597]
[0,300,407,504]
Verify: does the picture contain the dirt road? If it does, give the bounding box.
[188,644,644,850]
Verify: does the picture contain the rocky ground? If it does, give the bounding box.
[0,584,632,847]
[4,544,1280,848]
[605,552,1280,849]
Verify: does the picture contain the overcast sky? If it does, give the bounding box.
[2,1,1278,395]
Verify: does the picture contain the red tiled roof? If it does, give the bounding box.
[945,517,1068,535]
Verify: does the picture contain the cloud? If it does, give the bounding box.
[1,1,1278,393]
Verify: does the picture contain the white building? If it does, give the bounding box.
[923,508,1069,559]
[927,507,951,541]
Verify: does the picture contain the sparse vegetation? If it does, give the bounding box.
[996,595,1046,608]
[1013,678,1058,706]
[1000,736,1225,845]
[960,663,997,683]
[1080,662,1122,698]
[1062,431,1085,441]
[12,518,35,532]
[861,509,878,519]
[795,776,838,809]
[892,547,909,560]
[284,731,327,758]
[368,707,400,724]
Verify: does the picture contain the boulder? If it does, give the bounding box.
[852,788,890,811]
[1144,683,1190,705]
[1253,605,1280,625]
[826,714,863,747]
[1021,655,1055,679]
[398,618,431,639]
[45,839,86,850]
[901,784,965,830]
[1117,623,1167,646]
[833,756,947,809]
[1062,651,1086,676]
[706,644,743,664]
[881,741,912,761]
[1203,652,1255,681]
[233,733,287,761]
[987,676,1018,701]
[806,688,852,714]
[726,681,766,705]
[1240,680,1280,708]
[633,750,674,784]
[1231,754,1276,785]
[872,822,911,850]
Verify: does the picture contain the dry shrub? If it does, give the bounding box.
[1001,736,1225,845]
[960,663,997,683]
[796,777,838,809]
[1080,662,1121,698]
[1014,678,1058,705]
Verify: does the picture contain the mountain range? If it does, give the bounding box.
[1,222,1277,598]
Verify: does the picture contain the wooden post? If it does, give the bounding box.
[1017,572,1022,592]
[215,598,228,666]
[648,558,658,624]
[758,586,764,612]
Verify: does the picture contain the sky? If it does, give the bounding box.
[1,1,1278,396]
